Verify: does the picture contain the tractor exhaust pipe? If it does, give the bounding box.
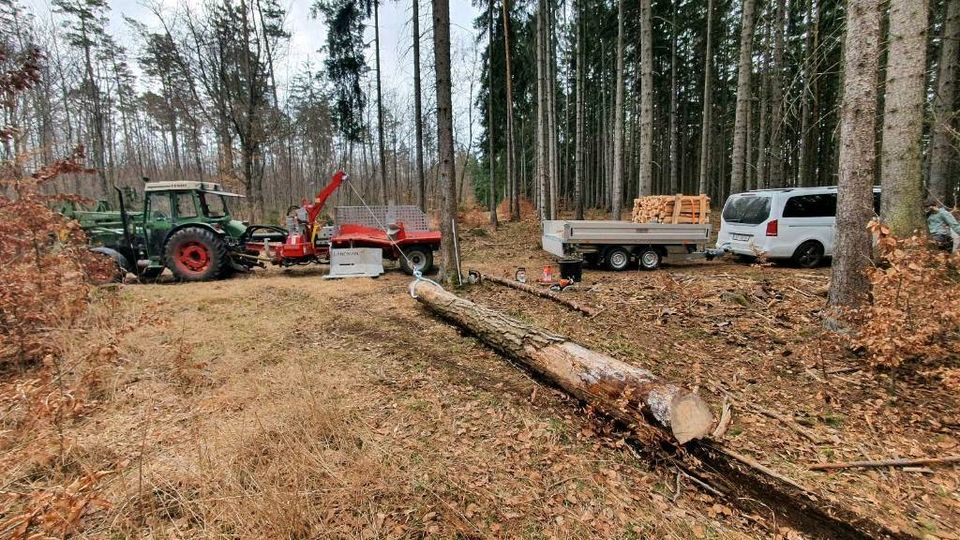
[113,185,138,277]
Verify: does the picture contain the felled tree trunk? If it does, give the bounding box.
[411,281,713,444]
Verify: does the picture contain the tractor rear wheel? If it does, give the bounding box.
[164,228,228,282]
[399,245,434,275]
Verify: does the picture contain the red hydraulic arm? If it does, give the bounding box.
[306,170,347,225]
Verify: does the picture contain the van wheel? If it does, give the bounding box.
[605,247,631,271]
[793,241,824,268]
[638,247,661,270]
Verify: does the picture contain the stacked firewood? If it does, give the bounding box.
[631,194,711,224]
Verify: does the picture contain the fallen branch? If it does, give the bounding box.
[710,397,733,439]
[411,280,712,444]
[709,383,826,445]
[477,272,598,317]
[685,441,914,540]
[810,455,960,471]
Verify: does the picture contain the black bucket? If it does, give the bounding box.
[558,258,583,282]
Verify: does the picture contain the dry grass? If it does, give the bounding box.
[2,265,759,538]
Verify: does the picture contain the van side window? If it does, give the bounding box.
[783,194,837,218]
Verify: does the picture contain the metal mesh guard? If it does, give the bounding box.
[334,205,429,231]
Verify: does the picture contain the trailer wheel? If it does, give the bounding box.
[605,246,631,271]
[638,247,662,270]
[164,227,228,282]
[400,245,433,275]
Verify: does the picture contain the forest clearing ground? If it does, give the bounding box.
[457,217,960,539]
[2,216,958,539]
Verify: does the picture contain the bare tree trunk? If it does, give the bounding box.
[929,0,960,203]
[668,0,679,195]
[374,0,388,203]
[754,21,771,190]
[546,5,559,219]
[574,0,585,219]
[829,0,882,308]
[880,0,929,236]
[611,0,626,219]
[78,18,108,197]
[502,0,519,221]
[797,0,817,186]
[638,0,653,197]
[535,0,549,221]
[413,0,427,211]
[698,0,714,195]
[433,0,459,283]
[488,0,499,227]
[729,0,758,195]
[768,0,786,187]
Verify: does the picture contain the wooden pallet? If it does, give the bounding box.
[631,194,711,224]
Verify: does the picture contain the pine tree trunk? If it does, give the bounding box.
[768,0,786,187]
[502,0,520,221]
[698,0,714,195]
[547,5,559,220]
[413,0,427,211]
[432,0,459,283]
[611,0,626,219]
[797,0,817,186]
[880,0,929,237]
[574,1,585,219]
[929,0,960,203]
[730,0,758,195]
[535,0,549,221]
[487,0,499,226]
[829,0,881,308]
[638,0,653,197]
[668,1,679,195]
[374,1,388,203]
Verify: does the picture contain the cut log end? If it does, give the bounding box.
[670,393,715,444]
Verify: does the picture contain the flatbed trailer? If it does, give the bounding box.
[541,220,712,270]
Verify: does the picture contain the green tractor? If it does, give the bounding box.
[69,181,283,282]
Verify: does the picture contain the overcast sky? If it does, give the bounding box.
[26,0,483,144]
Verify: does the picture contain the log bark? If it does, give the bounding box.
[479,273,597,316]
[411,281,713,444]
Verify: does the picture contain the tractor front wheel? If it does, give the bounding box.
[164,228,228,282]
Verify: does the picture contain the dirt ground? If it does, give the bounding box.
[2,216,958,539]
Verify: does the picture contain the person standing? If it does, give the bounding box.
[925,197,960,252]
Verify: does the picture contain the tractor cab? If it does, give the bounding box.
[141,182,244,255]
[132,181,248,280]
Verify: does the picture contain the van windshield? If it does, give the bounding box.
[722,195,771,225]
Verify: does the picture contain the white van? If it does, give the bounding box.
[715,186,880,267]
